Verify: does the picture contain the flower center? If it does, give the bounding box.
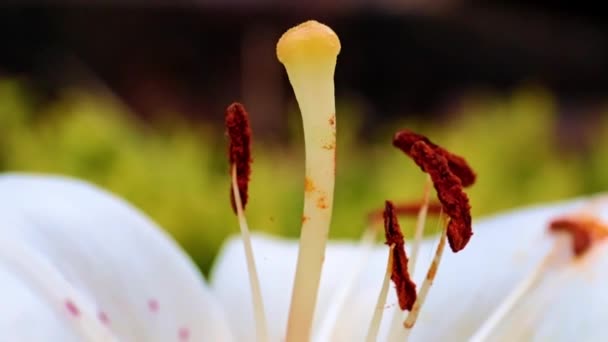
[225,20,477,342]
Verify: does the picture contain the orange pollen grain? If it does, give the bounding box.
[322,142,336,150]
[304,177,316,193]
[317,195,328,209]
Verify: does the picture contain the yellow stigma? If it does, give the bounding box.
[277,20,341,66]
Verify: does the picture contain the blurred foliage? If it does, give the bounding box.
[1,78,607,274]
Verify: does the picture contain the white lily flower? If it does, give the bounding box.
[212,196,608,342]
[2,20,608,342]
[1,174,606,341]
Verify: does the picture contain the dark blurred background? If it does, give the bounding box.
[1,2,607,272]
[2,2,607,137]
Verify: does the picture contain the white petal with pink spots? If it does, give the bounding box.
[0,174,233,341]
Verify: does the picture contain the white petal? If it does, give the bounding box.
[0,174,234,341]
[209,233,369,341]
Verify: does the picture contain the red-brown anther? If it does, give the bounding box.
[225,102,253,213]
[384,200,417,311]
[549,214,608,257]
[409,141,473,252]
[393,129,476,187]
[368,201,443,223]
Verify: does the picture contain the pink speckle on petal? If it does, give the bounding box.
[65,300,80,317]
[178,327,190,341]
[98,311,110,325]
[148,299,159,313]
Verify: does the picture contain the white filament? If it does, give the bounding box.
[231,166,269,342]
[365,244,396,342]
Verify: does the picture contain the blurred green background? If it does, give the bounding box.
[2,78,607,274]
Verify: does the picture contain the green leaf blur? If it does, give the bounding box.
[2,79,607,274]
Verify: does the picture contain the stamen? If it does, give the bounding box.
[225,103,268,342]
[387,131,475,340]
[365,243,396,342]
[226,102,253,213]
[393,129,476,187]
[386,177,432,341]
[409,141,473,252]
[277,20,341,342]
[384,200,417,311]
[469,235,568,342]
[403,213,448,338]
[548,214,608,257]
